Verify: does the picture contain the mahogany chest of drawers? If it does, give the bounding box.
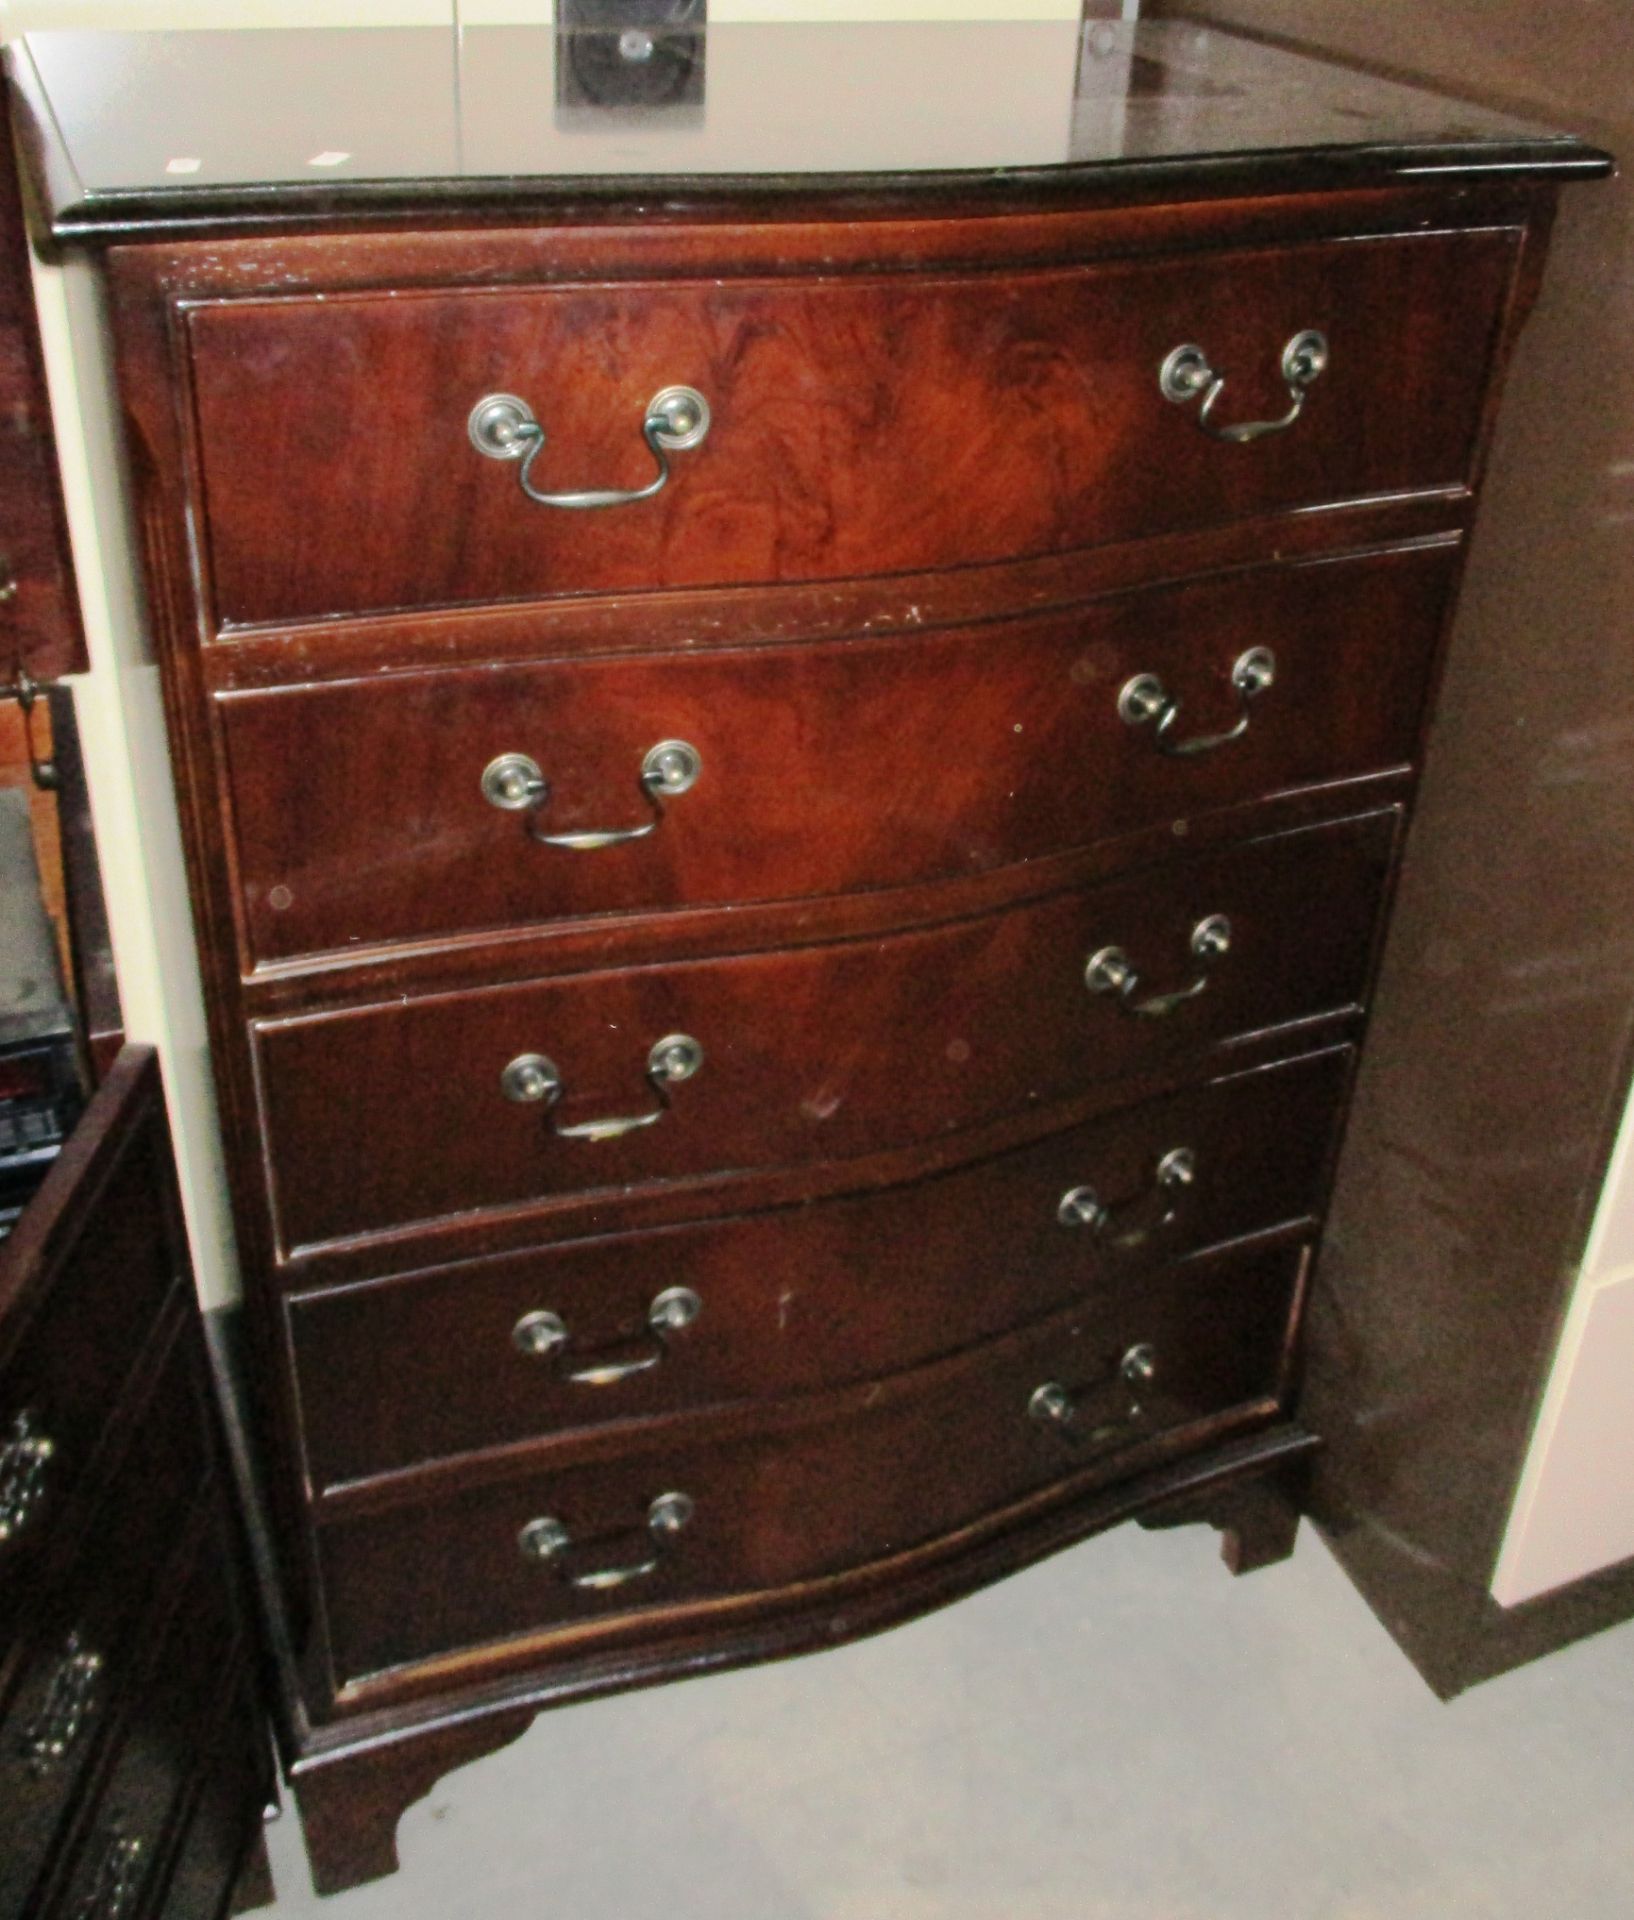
[12,15,1608,1894]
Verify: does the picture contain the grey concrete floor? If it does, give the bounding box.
[263,1521,1634,1918]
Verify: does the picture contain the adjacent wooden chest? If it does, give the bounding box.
[0,1053,273,1920]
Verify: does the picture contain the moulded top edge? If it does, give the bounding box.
[8,20,1611,250]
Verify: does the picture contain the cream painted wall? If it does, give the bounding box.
[1494,1105,1634,1604]
[26,262,241,1308]
[0,2,446,25]
[2,2,1083,26]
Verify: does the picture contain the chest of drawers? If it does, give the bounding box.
[12,14,1608,1895]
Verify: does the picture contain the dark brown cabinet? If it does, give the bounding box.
[0,1051,275,1920]
[5,14,1612,1901]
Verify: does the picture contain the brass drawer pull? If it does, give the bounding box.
[481,738,701,850]
[20,1632,104,1777]
[469,385,710,510]
[513,1285,703,1386]
[74,1828,146,1920]
[1118,647,1275,757]
[1085,914,1231,1019]
[0,1409,56,1545]
[1159,329,1328,443]
[501,1033,703,1142]
[1028,1342,1158,1442]
[1058,1147,1196,1242]
[518,1489,694,1592]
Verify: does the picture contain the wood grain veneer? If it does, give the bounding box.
[252,809,1391,1257]
[182,228,1514,627]
[216,543,1452,968]
[290,1047,1349,1490]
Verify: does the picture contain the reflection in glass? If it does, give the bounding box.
[556,0,706,129]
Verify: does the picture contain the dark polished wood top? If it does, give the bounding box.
[9,18,1608,245]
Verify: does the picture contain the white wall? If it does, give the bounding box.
[27,261,241,1307]
[3,1,1082,25]
[1494,1095,1634,1603]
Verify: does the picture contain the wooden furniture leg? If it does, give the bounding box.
[1138,1462,1305,1576]
[289,1709,538,1897]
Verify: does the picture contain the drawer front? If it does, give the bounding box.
[186,229,1515,628]
[258,809,1392,1254]
[221,544,1452,965]
[291,1047,1348,1489]
[317,1236,1303,1685]
[0,1329,210,1920]
[0,1148,184,1645]
[45,1537,239,1920]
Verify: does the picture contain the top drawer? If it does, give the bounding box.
[183,226,1517,630]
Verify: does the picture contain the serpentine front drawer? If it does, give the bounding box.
[253,809,1392,1257]
[219,542,1453,968]
[290,1045,1349,1490]
[314,1235,1305,1689]
[183,227,1515,630]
